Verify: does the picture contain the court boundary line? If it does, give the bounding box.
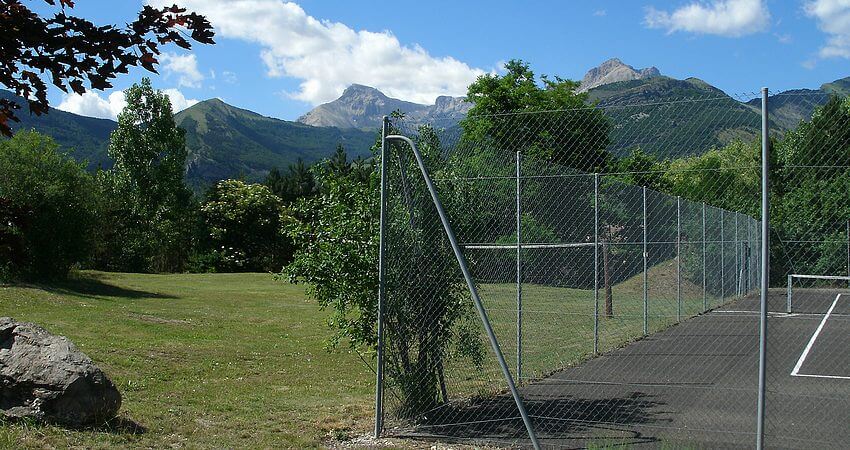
[790,293,849,380]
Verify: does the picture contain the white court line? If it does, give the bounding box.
[790,293,845,379]
[791,373,850,380]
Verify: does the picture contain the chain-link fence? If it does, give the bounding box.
[374,88,849,448]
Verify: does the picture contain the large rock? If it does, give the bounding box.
[0,317,121,426]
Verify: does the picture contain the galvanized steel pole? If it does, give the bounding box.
[374,117,389,438]
[721,210,725,300]
[516,151,522,380]
[677,196,681,322]
[643,186,648,335]
[735,213,740,296]
[756,87,770,450]
[386,135,540,449]
[703,203,707,311]
[594,173,600,354]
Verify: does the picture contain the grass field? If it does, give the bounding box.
[387,257,728,422]
[0,262,733,448]
[0,271,374,448]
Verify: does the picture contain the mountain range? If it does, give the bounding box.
[1,90,375,189]
[3,58,848,186]
[297,84,471,130]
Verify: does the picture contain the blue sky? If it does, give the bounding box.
[43,1,850,122]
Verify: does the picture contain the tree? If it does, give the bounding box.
[613,149,671,192]
[663,140,762,215]
[97,78,194,272]
[265,158,316,204]
[0,130,98,279]
[462,60,612,172]
[0,1,214,136]
[284,127,483,418]
[773,96,850,278]
[326,144,351,176]
[198,180,289,272]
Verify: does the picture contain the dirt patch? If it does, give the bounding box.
[128,312,191,325]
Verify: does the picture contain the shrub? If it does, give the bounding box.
[0,131,98,279]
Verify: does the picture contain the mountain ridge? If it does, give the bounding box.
[578,58,661,93]
[297,84,471,130]
[2,60,848,187]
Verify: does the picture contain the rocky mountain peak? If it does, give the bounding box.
[297,85,469,129]
[578,58,661,92]
[340,84,385,98]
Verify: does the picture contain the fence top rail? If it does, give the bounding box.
[462,243,596,250]
[789,274,850,281]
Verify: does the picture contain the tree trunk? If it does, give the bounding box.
[603,241,613,318]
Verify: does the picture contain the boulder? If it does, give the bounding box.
[0,317,121,426]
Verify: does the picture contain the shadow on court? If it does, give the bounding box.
[394,289,850,448]
[399,393,664,447]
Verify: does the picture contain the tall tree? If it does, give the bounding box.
[462,59,612,172]
[264,158,316,204]
[99,77,194,272]
[326,144,351,175]
[0,1,214,137]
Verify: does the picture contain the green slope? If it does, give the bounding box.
[822,76,850,96]
[1,90,116,170]
[586,76,762,158]
[1,91,377,189]
[175,98,376,189]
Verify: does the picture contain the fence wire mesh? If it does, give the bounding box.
[375,88,849,448]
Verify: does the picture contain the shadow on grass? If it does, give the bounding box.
[395,391,664,447]
[92,416,148,435]
[30,274,178,300]
[0,415,146,436]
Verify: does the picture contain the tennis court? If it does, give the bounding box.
[401,287,850,448]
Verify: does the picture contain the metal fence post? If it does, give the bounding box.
[846,219,849,288]
[374,117,389,438]
[386,134,541,449]
[735,212,740,297]
[516,151,522,380]
[677,196,681,322]
[756,86,770,450]
[748,217,753,293]
[643,186,648,335]
[594,173,600,354]
[703,203,707,311]
[721,209,725,300]
[787,274,793,313]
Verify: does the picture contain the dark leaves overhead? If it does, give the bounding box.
[0,1,215,136]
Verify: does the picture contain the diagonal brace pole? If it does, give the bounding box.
[385,135,541,449]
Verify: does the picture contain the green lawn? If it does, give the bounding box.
[0,263,732,448]
[0,271,374,449]
[424,258,723,400]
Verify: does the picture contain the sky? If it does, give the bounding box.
[35,0,850,122]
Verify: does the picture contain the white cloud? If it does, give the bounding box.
[162,89,201,112]
[645,0,770,37]
[146,0,486,105]
[57,91,126,120]
[160,52,205,88]
[805,0,850,59]
[57,89,199,120]
[221,71,238,84]
[594,10,607,17]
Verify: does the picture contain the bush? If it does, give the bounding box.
[0,131,98,279]
[197,180,289,272]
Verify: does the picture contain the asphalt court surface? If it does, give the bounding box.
[407,288,850,449]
